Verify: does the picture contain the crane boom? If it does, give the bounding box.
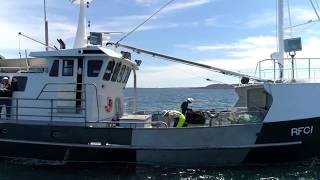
[113,43,270,83]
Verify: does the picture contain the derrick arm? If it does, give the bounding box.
[112,43,270,83]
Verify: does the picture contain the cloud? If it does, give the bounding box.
[244,10,275,29]
[204,16,217,27]
[134,0,212,11]
[135,0,160,6]
[244,6,320,29]
[163,0,212,13]
[97,0,213,33]
[191,36,276,57]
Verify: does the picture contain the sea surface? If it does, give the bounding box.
[0,88,319,180]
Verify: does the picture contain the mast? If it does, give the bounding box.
[278,0,284,81]
[72,0,93,48]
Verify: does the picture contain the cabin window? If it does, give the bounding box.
[87,60,103,77]
[103,60,115,81]
[49,60,59,77]
[117,65,127,82]
[11,76,28,91]
[123,67,131,84]
[62,60,74,76]
[111,62,122,82]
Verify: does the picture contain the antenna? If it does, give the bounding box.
[18,32,57,50]
[44,0,49,51]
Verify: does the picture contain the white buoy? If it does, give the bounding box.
[72,0,94,48]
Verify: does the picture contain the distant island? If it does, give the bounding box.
[195,84,235,89]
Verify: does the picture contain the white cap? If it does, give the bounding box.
[2,77,8,80]
[187,98,194,103]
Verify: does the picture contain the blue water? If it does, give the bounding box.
[124,88,237,112]
[0,88,319,179]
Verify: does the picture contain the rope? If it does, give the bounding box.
[116,0,176,44]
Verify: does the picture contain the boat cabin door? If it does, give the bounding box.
[57,58,83,114]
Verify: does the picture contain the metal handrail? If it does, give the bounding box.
[36,82,100,122]
[0,97,88,123]
[90,121,169,128]
[255,58,320,81]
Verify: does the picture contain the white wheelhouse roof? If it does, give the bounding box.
[29,46,138,69]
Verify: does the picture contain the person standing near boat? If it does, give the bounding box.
[0,77,12,119]
[162,110,186,128]
[180,98,194,115]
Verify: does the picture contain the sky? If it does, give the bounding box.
[1,0,320,87]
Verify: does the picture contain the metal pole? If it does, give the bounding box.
[273,59,276,82]
[44,0,49,51]
[278,0,285,81]
[133,70,137,113]
[18,32,56,50]
[259,62,261,79]
[291,57,295,80]
[309,58,311,80]
[15,99,18,122]
[50,99,53,125]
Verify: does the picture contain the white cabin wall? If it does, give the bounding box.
[4,58,85,123]
[264,83,320,122]
[84,57,128,122]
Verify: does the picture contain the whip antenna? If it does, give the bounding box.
[44,0,49,51]
[116,0,176,44]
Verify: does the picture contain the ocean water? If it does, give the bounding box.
[0,88,319,179]
[124,88,237,112]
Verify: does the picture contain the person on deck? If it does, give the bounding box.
[162,110,186,128]
[0,77,12,119]
[180,98,194,115]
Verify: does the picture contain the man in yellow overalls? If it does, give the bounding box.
[162,110,186,128]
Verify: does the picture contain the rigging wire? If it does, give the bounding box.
[116,0,176,44]
[287,0,293,37]
[309,0,320,20]
[285,19,319,29]
[315,0,320,11]
[283,0,320,29]
[276,0,279,54]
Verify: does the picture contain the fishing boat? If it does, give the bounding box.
[0,0,319,166]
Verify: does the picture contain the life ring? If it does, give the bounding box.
[105,97,113,112]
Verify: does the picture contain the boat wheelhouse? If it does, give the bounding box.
[0,47,137,125]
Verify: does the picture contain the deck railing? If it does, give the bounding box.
[0,82,100,126]
[255,58,320,81]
